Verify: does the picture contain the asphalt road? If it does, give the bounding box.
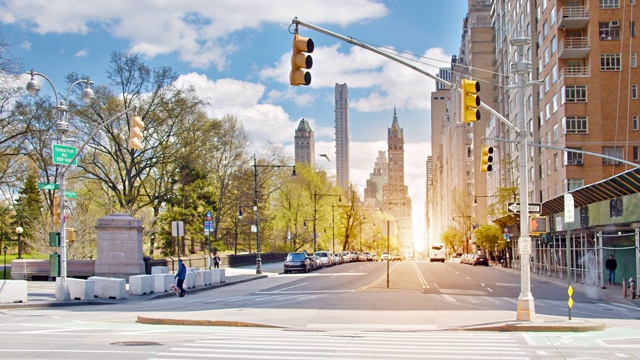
[1,260,639,359]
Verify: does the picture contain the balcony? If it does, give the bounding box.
[559,37,590,59]
[560,66,590,79]
[558,6,589,29]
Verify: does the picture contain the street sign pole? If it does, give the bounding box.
[565,194,575,320]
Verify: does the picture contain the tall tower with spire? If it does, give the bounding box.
[382,108,413,256]
[294,118,315,167]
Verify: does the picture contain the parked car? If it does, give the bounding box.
[391,253,403,261]
[314,251,332,267]
[473,254,489,266]
[340,251,351,263]
[284,252,310,273]
[371,253,378,262]
[307,255,321,271]
[381,251,390,261]
[466,254,476,265]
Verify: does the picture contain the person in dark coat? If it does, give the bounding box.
[605,254,617,285]
[174,259,187,297]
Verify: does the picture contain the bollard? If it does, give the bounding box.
[631,278,636,300]
[623,278,627,298]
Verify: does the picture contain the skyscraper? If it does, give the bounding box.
[335,83,350,192]
[294,118,315,167]
[382,108,413,256]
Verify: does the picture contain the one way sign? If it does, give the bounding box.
[507,202,542,215]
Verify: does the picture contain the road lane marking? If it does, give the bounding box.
[357,262,400,291]
[413,261,430,290]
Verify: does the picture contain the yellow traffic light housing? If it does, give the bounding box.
[461,79,481,123]
[66,228,75,243]
[53,195,61,226]
[128,115,144,150]
[480,145,494,172]
[290,34,314,86]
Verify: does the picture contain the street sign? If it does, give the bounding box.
[205,211,212,221]
[38,182,59,190]
[64,191,77,199]
[564,194,575,223]
[519,237,531,254]
[171,221,184,237]
[507,202,542,215]
[204,220,213,231]
[52,144,78,166]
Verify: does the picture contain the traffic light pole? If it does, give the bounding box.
[56,105,137,299]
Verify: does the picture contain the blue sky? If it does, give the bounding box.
[1,0,468,243]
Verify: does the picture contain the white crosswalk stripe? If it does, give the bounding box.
[151,328,533,359]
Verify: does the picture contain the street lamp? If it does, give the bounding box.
[252,155,296,274]
[2,245,7,279]
[26,70,95,297]
[312,191,341,253]
[16,227,23,259]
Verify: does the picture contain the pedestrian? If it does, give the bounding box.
[174,259,187,297]
[605,254,617,285]
[213,253,221,269]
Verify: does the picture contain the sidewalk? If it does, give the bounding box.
[0,262,283,309]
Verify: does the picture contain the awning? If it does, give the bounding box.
[542,167,640,216]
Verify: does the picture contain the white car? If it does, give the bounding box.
[314,251,331,267]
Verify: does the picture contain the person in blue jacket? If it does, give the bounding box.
[174,259,187,297]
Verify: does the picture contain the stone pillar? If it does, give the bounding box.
[94,213,145,280]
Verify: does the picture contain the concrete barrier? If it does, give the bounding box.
[203,270,213,286]
[196,270,213,287]
[88,276,127,299]
[153,274,174,293]
[151,266,168,275]
[67,278,95,301]
[185,272,196,289]
[129,275,154,295]
[0,280,28,303]
[212,269,225,283]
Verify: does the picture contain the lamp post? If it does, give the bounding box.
[16,227,23,259]
[252,155,296,274]
[2,245,7,279]
[26,70,95,296]
[312,191,341,253]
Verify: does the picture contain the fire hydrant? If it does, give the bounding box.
[630,278,636,300]
[623,278,627,298]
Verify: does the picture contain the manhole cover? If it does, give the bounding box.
[111,341,160,346]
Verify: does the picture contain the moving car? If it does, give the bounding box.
[391,253,403,261]
[284,252,310,273]
[473,254,489,266]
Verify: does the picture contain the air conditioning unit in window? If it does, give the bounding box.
[610,20,620,27]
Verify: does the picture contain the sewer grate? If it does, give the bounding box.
[111,341,160,346]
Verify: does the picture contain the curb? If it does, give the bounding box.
[136,316,282,328]
[461,320,607,332]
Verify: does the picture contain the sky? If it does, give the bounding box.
[0,0,468,246]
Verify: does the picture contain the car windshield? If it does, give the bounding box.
[315,252,327,257]
[287,253,306,261]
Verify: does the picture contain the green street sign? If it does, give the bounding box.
[64,191,77,199]
[38,182,59,190]
[52,144,78,166]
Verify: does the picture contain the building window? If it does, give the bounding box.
[552,94,558,113]
[543,20,549,38]
[601,53,622,71]
[554,153,559,170]
[547,158,551,175]
[550,6,556,25]
[632,53,638,68]
[545,103,551,120]
[565,85,587,102]
[564,116,588,134]
[551,36,557,54]
[539,164,544,179]
[603,147,624,165]
[553,123,560,142]
[551,64,558,83]
[634,146,639,161]
[544,75,550,93]
[633,84,638,99]
[565,179,584,191]
[565,149,584,165]
[544,47,549,66]
[632,21,636,37]
[599,0,620,8]
[599,22,620,40]
[633,115,639,130]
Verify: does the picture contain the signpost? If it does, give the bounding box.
[52,144,78,166]
[507,202,541,215]
[564,194,575,320]
[171,221,184,258]
[205,210,213,269]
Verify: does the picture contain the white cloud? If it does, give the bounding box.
[75,48,89,57]
[20,40,31,50]
[0,0,388,70]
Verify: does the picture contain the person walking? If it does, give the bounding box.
[213,253,221,269]
[174,259,187,297]
[605,254,617,285]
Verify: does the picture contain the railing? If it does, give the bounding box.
[559,37,590,51]
[559,6,589,19]
[560,66,590,78]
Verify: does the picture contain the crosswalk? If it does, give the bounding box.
[151,328,532,359]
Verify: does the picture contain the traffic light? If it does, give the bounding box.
[461,79,481,123]
[530,216,548,234]
[290,34,314,86]
[66,228,75,243]
[53,195,61,226]
[480,145,494,172]
[128,115,144,150]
